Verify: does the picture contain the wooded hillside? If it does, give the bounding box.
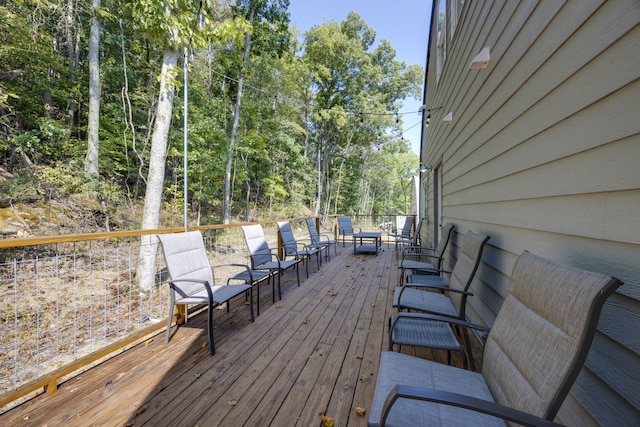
[0,0,423,235]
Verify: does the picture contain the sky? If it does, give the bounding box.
[288,0,433,155]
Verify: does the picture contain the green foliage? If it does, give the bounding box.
[0,169,41,203]
[8,118,79,164]
[0,1,423,230]
[40,162,125,204]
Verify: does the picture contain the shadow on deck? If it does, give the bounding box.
[0,242,481,426]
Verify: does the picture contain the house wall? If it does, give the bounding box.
[421,1,640,424]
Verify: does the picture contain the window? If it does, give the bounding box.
[436,0,447,81]
[436,0,466,82]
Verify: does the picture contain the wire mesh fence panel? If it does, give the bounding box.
[0,235,167,395]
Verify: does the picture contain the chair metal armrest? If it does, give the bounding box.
[404,283,473,296]
[254,250,282,267]
[380,385,564,427]
[408,267,452,276]
[320,232,336,240]
[401,252,443,265]
[165,277,214,301]
[214,263,254,282]
[402,245,435,256]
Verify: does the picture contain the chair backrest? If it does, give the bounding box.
[395,215,414,237]
[482,251,622,421]
[277,221,297,257]
[433,222,455,268]
[337,216,354,234]
[241,224,272,268]
[158,231,217,297]
[447,230,490,319]
[305,218,321,244]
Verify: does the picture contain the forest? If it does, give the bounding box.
[0,0,423,234]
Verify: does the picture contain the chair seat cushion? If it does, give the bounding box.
[406,274,446,286]
[369,352,504,427]
[175,284,251,306]
[390,315,462,351]
[229,270,271,283]
[393,287,458,318]
[211,284,251,305]
[400,259,435,271]
[257,259,299,271]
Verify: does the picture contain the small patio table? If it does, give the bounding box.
[353,231,382,255]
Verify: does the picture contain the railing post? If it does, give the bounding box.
[277,226,284,260]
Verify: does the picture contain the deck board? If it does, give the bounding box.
[0,243,482,426]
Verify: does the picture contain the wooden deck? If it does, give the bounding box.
[0,242,479,426]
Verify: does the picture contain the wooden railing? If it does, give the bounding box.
[0,214,406,411]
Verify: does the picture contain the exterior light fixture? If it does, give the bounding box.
[420,164,433,173]
[470,46,491,69]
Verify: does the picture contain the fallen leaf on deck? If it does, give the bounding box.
[356,354,363,360]
[327,290,337,296]
[303,318,310,324]
[194,372,201,378]
[144,338,154,345]
[136,406,147,416]
[228,399,237,406]
[244,301,250,305]
[321,415,335,427]
[276,303,283,308]
[370,302,375,307]
[201,341,208,348]
[355,407,366,416]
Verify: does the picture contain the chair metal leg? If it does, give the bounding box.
[207,301,215,356]
[248,287,255,322]
[166,303,175,343]
[462,327,475,371]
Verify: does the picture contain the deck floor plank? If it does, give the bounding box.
[0,242,482,427]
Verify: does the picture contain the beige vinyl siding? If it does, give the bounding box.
[421,0,640,424]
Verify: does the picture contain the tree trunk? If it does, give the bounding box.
[137,46,178,291]
[65,0,78,127]
[222,4,255,224]
[85,0,100,176]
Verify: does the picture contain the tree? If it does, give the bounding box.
[222,0,290,223]
[85,0,101,176]
[130,0,250,290]
[302,12,422,216]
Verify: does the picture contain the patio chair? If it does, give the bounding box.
[241,224,300,302]
[393,217,424,251]
[158,230,254,356]
[305,217,336,261]
[277,221,320,278]
[388,215,414,249]
[337,215,361,247]
[391,230,491,370]
[398,222,455,285]
[369,250,622,427]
